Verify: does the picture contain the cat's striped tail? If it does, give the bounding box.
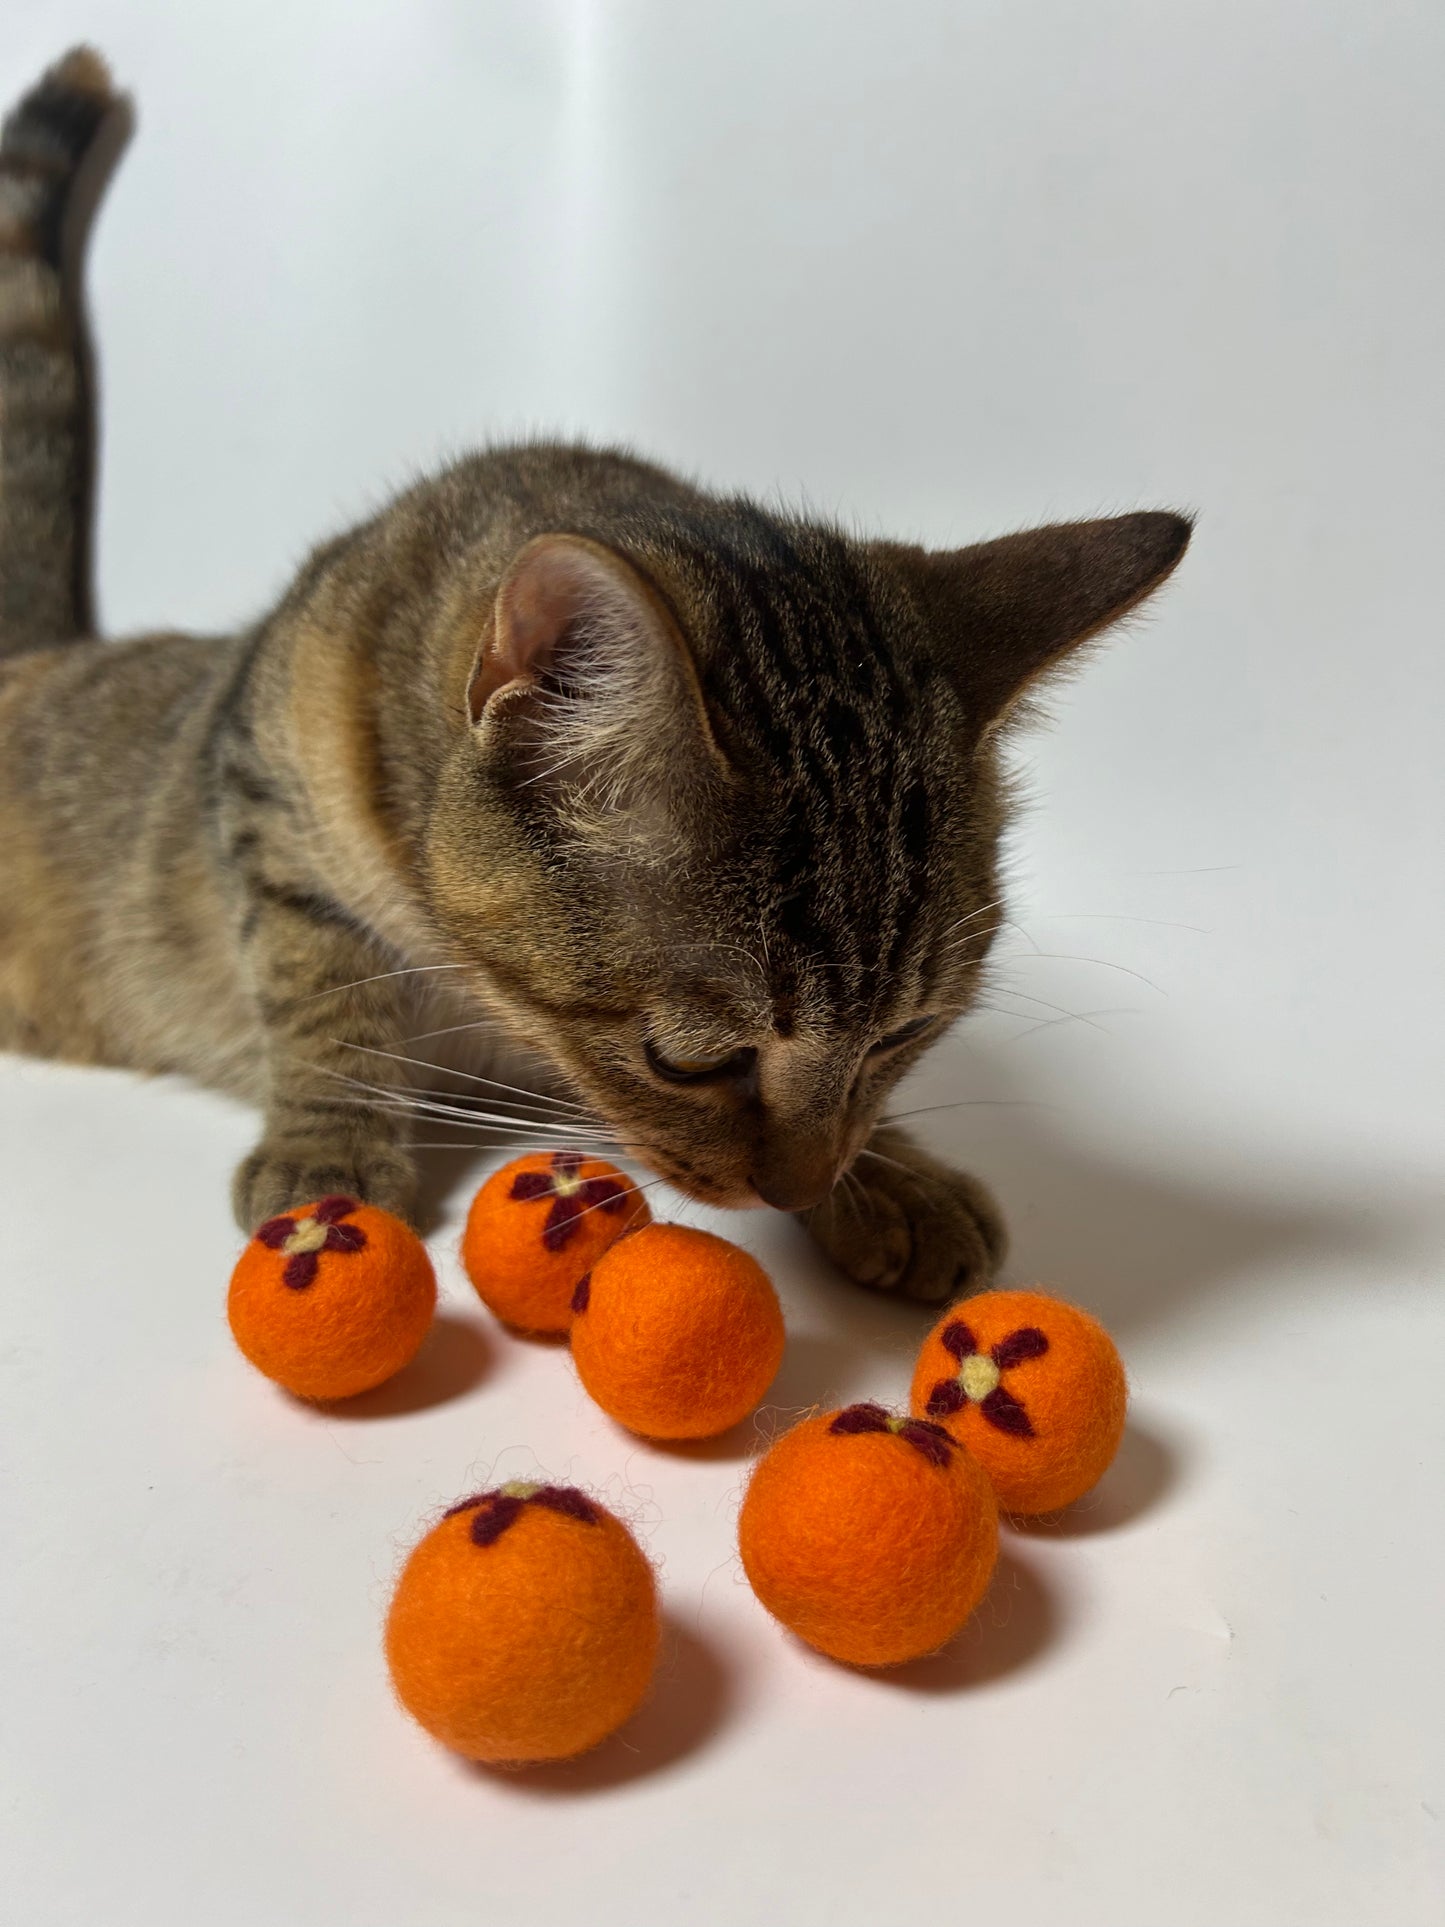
[0,48,117,656]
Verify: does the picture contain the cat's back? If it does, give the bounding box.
[0,629,242,809]
[0,629,254,1075]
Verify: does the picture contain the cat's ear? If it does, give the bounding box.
[876,511,1192,733]
[467,533,726,834]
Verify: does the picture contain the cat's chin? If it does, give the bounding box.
[621,1147,764,1212]
[662,1178,770,1213]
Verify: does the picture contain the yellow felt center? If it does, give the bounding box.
[281,1216,330,1257]
[552,1170,584,1199]
[500,1480,541,1500]
[960,1353,1001,1400]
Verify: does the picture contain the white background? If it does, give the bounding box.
[3,3,1443,1924]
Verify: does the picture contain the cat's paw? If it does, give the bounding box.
[804,1142,1006,1304]
[232,1138,418,1232]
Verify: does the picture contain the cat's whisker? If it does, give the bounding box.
[972,984,1113,1030]
[997,948,1166,993]
[295,962,466,1003]
[941,897,1006,931]
[993,1006,1136,1044]
[321,1096,615,1142]
[935,939,998,969]
[329,1039,595,1117]
[397,1017,508,1046]
[406,1137,626,1158]
[936,896,1008,942]
[307,1064,559,1117]
[833,1178,861,1229]
[307,1069,615,1138]
[564,1172,672,1228]
[1034,911,1210,933]
[849,1147,956,1218]
[933,925,1007,967]
[855,1146,961,1194]
[880,1098,1050,1125]
[836,1167,874,1230]
[307,1067,578,1126]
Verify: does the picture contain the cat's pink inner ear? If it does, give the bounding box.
[466,533,656,724]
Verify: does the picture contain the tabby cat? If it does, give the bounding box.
[0,51,1190,1301]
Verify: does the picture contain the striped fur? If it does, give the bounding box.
[0,53,1191,1298]
[0,48,115,653]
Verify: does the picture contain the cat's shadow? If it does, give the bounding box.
[395,1036,1434,1550]
[764,1038,1438,1378]
[413,1141,491,1237]
[410,1038,1435,1360]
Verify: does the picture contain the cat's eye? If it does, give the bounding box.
[644,1037,756,1084]
[870,1015,938,1055]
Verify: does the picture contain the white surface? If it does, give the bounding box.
[3,4,1443,1924]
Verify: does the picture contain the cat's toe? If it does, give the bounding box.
[232,1139,418,1232]
[804,1156,1006,1305]
[896,1197,998,1304]
[808,1187,914,1293]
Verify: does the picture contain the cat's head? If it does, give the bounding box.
[427,498,1190,1210]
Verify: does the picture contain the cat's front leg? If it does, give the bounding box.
[804,1124,1006,1305]
[231,883,418,1230]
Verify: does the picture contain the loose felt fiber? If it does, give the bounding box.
[737,1404,998,1667]
[571,1223,785,1439]
[227,1197,436,1400]
[461,1151,649,1335]
[384,1482,659,1764]
[910,1288,1127,1515]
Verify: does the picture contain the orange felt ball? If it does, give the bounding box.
[738,1403,998,1667]
[227,1196,436,1400]
[571,1223,785,1439]
[385,1483,659,1764]
[461,1151,649,1335]
[910,1289,1128,1515]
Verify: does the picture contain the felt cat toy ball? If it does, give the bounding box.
[385,1482,659,1764]
[910,1288,1127,1515]
[227,1196,436,1400]
[571,1223,786,1439]
[738,1403,998,1667]
[461,1151,649,1335]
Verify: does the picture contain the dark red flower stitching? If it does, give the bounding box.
[926,1319,1050,1437]
[253,1196,367,1290]
[509,1151,629,1252]
[255,1216,298,1250]
[940,1319,977,1361]
[313,1195,361,1223]
[444,1483,599,1548]
[282,1254,320,1291]
[829,1402,956,1465]
[830,1401,892,1436]
[992,1327,1049,1370]
[897,1417,957,1465]
[467,1492,526,1546]
[977,1384,1034,1437]
[530,1485,599,1524]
